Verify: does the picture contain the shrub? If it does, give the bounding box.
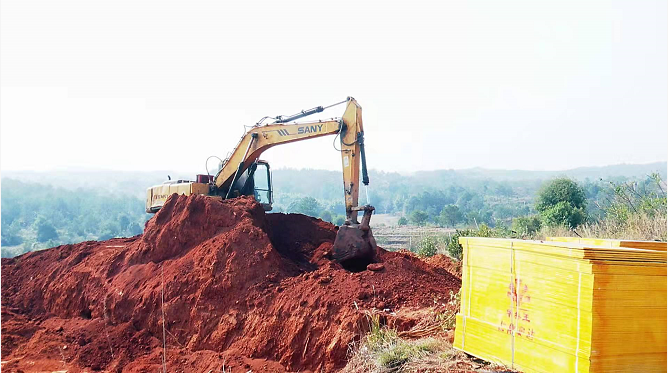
[416,236,438,257]
[35,218,58,243]
[397,216,408,226]
[409,210,429,226]
[445,230,472,260]
[333,215,345,226]
[541,201,586,228]
[444,225,514,260]
[319,211,333,223]
[536,178,587,228]
[512,215,542,237]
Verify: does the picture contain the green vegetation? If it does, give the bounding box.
[415,236,438,257]
[283,195,345,225]
[344,314,444,372]
[1,179,148,258]
[535,178,587,228]
[511,215,542,238]
[342,290,498,372]
[404,174,667,262]
[409,210,429,226]
[2,164,665,258]
[438,204,463,227]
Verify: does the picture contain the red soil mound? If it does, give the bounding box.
[425,254,463,279]
[1,195,461,372]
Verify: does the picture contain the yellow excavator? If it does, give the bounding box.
[145,97,377,265]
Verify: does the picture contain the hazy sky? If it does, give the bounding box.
[1,0,666,174]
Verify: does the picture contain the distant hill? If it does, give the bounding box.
[448,162,667,182]
[2,162,665,199]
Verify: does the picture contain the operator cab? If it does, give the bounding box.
[251,160,273,211]
[227,159,273,211]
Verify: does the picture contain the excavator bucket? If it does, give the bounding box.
[332,206,377,270]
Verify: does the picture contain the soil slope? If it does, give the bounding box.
[1,195,460,372]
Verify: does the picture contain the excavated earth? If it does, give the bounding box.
[1,195,461,372]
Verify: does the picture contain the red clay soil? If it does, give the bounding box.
[1,195,461,372]
[425,254,463,279]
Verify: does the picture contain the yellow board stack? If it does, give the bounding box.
[546,237,667,251]
[453,237,667,373]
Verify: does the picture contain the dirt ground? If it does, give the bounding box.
[1,195,461,372]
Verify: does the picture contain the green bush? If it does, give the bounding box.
[409,210,429,226]
[445,230,473,260]
[416,236,438,257]
[541,201,586,228]
[536,178,587,228]
[333,215,345,226]
[397,216,408,226]
[35,218,58,243]
[512,215,542,237]
[445,225,513,260]
[319,210,333,223]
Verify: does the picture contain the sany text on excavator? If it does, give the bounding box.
[145,97,377,266]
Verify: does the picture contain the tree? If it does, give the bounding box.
[512,215,542,237]
[118,215,131,232]
[98,221,121,241]
[128,222,143,236]
[409,210,429,226]
[35,218,58,243]
[1,220,24,246]
[541,201,586,228]
[439,204,463,227]
[333,215,345,226]
[397,216,408,226]
[536,178,587,228]
[287,197,321,217]
[1,232,23,246]
[319,211,333,223]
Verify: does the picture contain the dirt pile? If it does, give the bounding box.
[1,195,461,372]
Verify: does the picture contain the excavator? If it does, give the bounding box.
[145,97,377,265]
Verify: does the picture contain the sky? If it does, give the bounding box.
[1,0,666,174]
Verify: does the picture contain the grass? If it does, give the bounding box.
[342,292,508,373]
[434,291,460,331]
[535,213,667,242]
[343,318,447,373]
[343,317,508,373]
[342,313,437,372]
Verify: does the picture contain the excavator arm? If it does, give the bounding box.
[214,97,371,225]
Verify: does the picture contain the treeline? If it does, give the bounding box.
[273,169,666,235]
[2,165,665,258]
[272,169,536,227]
[1,179,148,258]
[400,174,667,262]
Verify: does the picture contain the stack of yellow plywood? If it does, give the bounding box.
[546,237,667,251]
[453,237,667,373]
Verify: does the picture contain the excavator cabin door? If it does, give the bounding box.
[252,160,273,211]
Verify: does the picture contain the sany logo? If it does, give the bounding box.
[265,124,325,137]
[297,124,324,134]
